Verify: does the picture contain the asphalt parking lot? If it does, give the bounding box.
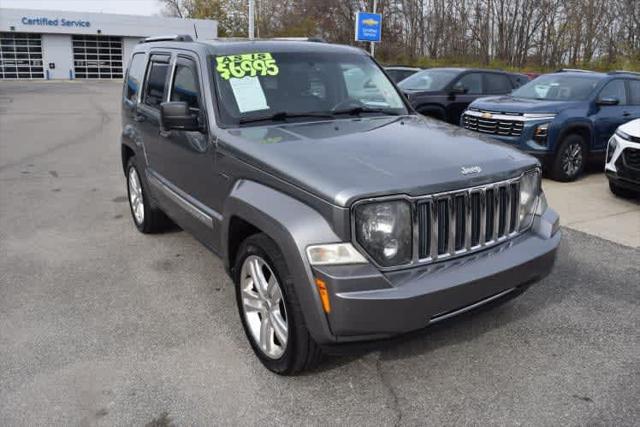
[1,80,639,426]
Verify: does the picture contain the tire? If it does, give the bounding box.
[550,134,587,182]
[125,157,171,233]
[233,233,322,375]
[609,181,638,199]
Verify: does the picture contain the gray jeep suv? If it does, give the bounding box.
[121,35,560,374]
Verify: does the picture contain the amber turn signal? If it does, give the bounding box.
[315,278,331,313]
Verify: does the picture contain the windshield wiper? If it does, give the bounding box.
[238,111,334,124]
[331,106,401,116]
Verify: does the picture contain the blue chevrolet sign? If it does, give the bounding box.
[355,12,381,42]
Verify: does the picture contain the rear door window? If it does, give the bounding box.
[143,55,171,108]
[628,79,640,105]
[484,73,512,94]
[125,53,145,101]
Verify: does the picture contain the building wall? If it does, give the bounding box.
[0,8,217,39]
[41,34,73,79]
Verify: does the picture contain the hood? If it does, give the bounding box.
[471,95,583,115]
[618,118,640,138]
[219,115,537,207]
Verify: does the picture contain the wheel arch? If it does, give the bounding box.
[221,180,344,344]
[556,122,592,153]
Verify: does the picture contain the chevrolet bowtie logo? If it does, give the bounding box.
[461,166,482,175]
[362,18,379,26]
[481,112,492,119]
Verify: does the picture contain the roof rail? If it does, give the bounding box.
[214,36,326,43]
[607,70,640,76]
[140,34,193,44]
[555,68,597,73]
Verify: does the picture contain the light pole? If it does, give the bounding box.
[370,0,377,57]
[248,0,255,39]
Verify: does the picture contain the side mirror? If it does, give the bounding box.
[160,101,202,131]
[451,84,467,95]
[596,97,619,106]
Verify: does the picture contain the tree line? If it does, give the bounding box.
[160,0,640,71]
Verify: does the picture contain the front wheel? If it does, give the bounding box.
[234,233,322,375]
[550,134,587,182]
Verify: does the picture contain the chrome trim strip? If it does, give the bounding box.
[147,171,220,228]
[463,192,471,251]
[505,185,512,234]
[448,195,456,255]
[463,109,555,122]
[428,288,516,324]
[430,199,439,260]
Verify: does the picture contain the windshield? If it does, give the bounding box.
[398,69,458,91]
[212,51,408,126]
[512,74,601,101]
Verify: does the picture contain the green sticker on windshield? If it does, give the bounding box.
[216,53,279,80]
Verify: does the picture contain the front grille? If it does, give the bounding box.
[416,180,521,261]
[623,148,640,169]
[463,113,524,137]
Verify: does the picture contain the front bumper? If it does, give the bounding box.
[313,208,560,343]
[605,134,640,188]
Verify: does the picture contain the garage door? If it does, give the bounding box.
[72,35,123,79]
[0,32,45,79]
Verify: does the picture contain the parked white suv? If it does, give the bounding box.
[606,119,640,198]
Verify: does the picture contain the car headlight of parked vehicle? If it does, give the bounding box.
[354,200,413,267]
[518,169,541,231]
[606,136,618,163]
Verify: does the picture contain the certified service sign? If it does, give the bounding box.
[355,12,382,43]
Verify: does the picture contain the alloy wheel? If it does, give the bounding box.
[128,167,145,225]
[240,255,288,359]
[561,142,583,177]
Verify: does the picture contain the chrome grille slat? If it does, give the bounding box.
[416,175,527,264]
[462,113,524,137]
[448,195,456,255]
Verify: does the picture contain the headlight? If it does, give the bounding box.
[354,200,412,267]
[606,136,617,163]
[534,123,549,145]
[615,129,631,140]
[518,170,541,231]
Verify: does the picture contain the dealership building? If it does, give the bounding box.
[0,8,217,80]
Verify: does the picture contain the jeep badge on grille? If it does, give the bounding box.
[461,166,482,175]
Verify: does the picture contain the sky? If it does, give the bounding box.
[0,0,162,16]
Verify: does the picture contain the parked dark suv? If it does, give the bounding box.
[121,36,560,374]
[463,70,640,181]
[398,68,529,124]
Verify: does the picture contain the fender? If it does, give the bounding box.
[222,180,346,344]
[555,120,593,151]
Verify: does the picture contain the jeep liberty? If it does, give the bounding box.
[121,36,560,374]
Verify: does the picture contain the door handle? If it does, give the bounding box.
[159,130,171,138]
[623,111,631,117]
[133,114,145,122]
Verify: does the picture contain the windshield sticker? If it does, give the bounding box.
[216,53,279,80]
[229,76,269,113]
